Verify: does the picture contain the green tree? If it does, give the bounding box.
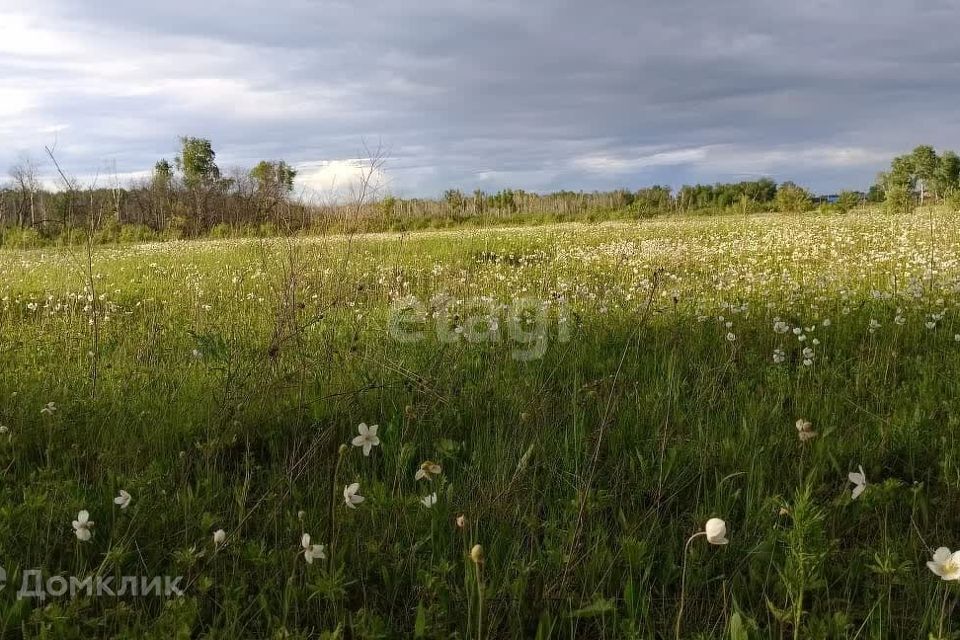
[775,182,812,213]
[246,161,297,223]
[380,196,397,217]
[886,156,916,191]
[174,137,221,228]
[250,160,296,195]
[910,145,938,203]
[836,191,861,213]
[883,184,913,214]
[933,150,960,200]
[153,159,173,187]
[175,137,220,188]
[443,189,465,214]
[472,189,486,215]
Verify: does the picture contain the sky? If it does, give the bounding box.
[2,0,960,198]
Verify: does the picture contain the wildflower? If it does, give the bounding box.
[773,349,785,364]
[351,423,380,456]
[0,425,8,435]
[773,320,790,334]
[300,533,326,564]
[420,493,438,508]
[456,514,467,528]
[470,544,484,564]
[796,418,817,442]
[415,460,442,481]
[41,402,57,416]
[726,332,736,342]
[927,547,960,580]
[869,318,881,333]
[704,518,728,545]
[343,482,365,508]
[677,517,727,637]
[213,529,226,547]
[801,347,814,366]
[113,489,132,510]
[848,465,866,500]
[72,510,94,542]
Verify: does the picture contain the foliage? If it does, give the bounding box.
[250,160,297,195]
[876,145,960,207]
[678,178,777,212]
[175,137,220,188]
[883,185,914,214]
[1,212,959,636]
[775,182,812,213]
[835,191,862,213]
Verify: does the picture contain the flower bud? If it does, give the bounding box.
[470,544,484,564]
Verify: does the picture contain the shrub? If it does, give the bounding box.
[0,227,45,248]
[945,187,960,212]
[883,185,914,214]
[209,223,234,239]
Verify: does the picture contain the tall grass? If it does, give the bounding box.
[0,212,958,637]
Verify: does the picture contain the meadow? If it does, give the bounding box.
[1,210,960,638]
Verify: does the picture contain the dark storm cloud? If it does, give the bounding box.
[3,0,960,195]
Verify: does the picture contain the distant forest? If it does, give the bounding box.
[0,140,957,246]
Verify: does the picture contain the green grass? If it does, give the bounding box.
[1,211,960,637]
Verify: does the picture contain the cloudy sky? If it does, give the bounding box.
[2,0,959,197]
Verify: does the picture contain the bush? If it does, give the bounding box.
[119,224,158,243]
[945,188,960,213]
[209,223,234,239]
[0,227,45,248]
[883,185,914,214]
[836,191,862,213]
[776,183,813,213]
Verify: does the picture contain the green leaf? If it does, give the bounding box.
[569,597,616,618]
[764,596,791,623]
[414,600,427,638]
[729,612,748,640]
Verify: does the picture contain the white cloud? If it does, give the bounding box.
[1,0,954,194]
[573,147,710,173]
[572,144,890,180]
[698,145,893,173]
[295,159,389,203]
[0,12,79,57]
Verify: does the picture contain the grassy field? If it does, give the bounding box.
[1,211,960,638]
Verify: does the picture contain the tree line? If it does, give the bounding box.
[0,138,954,245]
[872,145,960,213]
